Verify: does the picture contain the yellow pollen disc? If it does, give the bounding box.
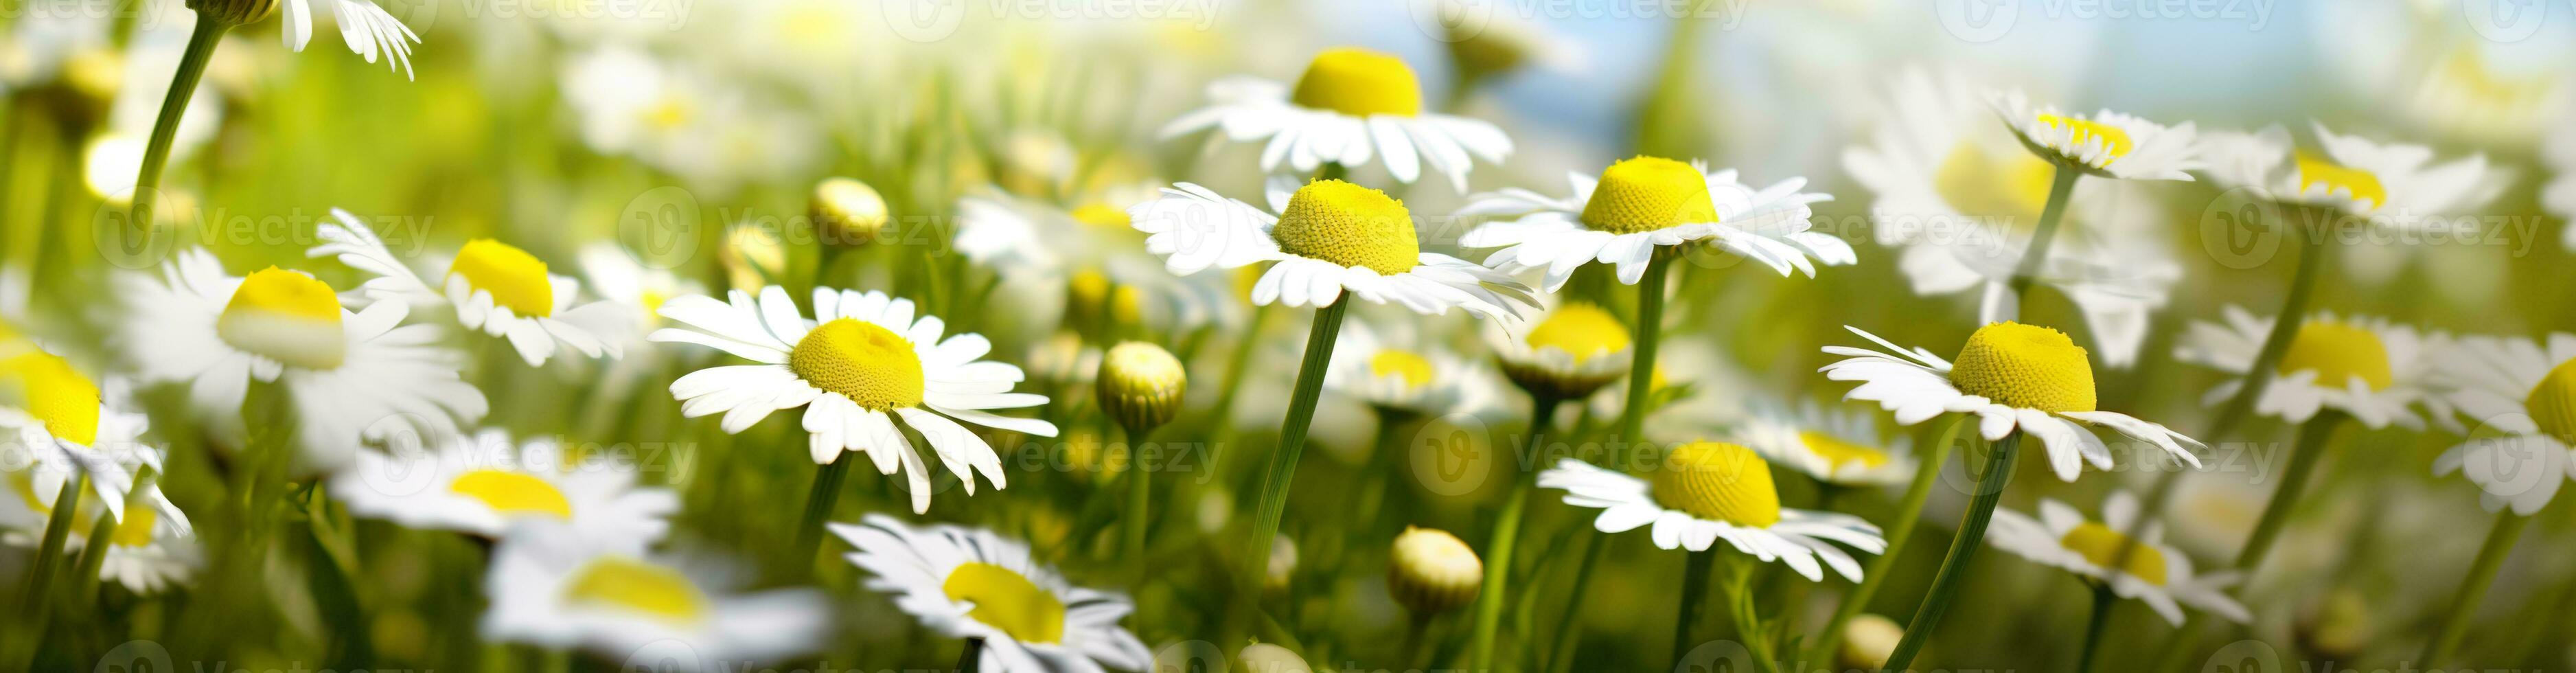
[788,318,926,411]
[448,470,573,518]
[2035,114,2134,161]
[1370,350,1436,391]
[943,562,1068,644]
[220,268,349,369]
[1580,157,1718,234]
[564,556,710,624]
[112,505,157,547]
[2059,522,2168,586]
[1948,322,2097,413]
[0,352,101,446]
[450,239,556,317]
[1070,203,1129,229]
[1272,179,1420,275]
[1933,143,2056,224]
[1799,431,1889,470]
[2522,359,2576,446]
[1289,47,1423,117]
[2275,320,2393,391]
[1525,303,1631,363]
[645,95,693,130]
[1651,442,1782,527]
[2293,151,2387,211]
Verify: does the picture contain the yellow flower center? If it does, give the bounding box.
[1070,203,1130,229]
[1289,47,1423,117]
[2293,151,2387,211]
[448,470,573,518]
[450,239,555,317]
[1580,157,1718,234]
[2059,522,2168,586]
[563,556,709,624]
[0,352,100,446]
[112,505,157,548]
[1650,442,1782,527]
[1799,431,1890,470]
[788,318,926,411]
[2034,114,2133,162]
[1369,350,1436,391]
[2275,320,2393,391]
[2523,358,2576,446]
[942,561,1067,644]
[1933,143,2056,224]
[1948,322,2097,413]
[1525,303,1631,363]
[1272,179,1420,275]
[219,267,347,370]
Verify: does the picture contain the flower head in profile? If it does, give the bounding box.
[1820,322,2203,481]
[2198,122,2503,219]
[312,209,630,367]
[1160,47,1512,192]
[192,0,423,79]
[649,286,1055,513]
[1125,177,1535,319]
[483,523,828,671]
[2428,333,2576,514]
[1488,299,1632,401]
[333,428,676,545]
[1739,400,1917,487]
[1327,318,1501,418]
[1989,490,2251,625]
[0,361,196,594]
[2175,307,2449,431]
[833,514,1152,672]
[1539,442,1884,581]
[1456,156,1850,292]
[1989,90,2200,181]
[956,187,1240,338]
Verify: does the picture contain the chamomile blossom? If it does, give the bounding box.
[113,249,486,471]
[1455,156,1851,292]
[1537,442,1884,581]
[1487,299,1632,401]
[312,209,629,367]
[0,474,200,594]
[1820,323,2205,481]
[0,350,152,521]
[2428,333,2576,514]
[483,523,829,670]
[1988,91,2200,181]
[203,0,424,79]
[832,514,1152,672]
[1159,47,1511,192]
[648,286,1057,513]
[334,428,676,546]
[2197,123,2503,220]
[1988,491,2251,625]
[2174,307,2448,430]
[1124,178,1535,319]
[1326,318,1500,417]
[1739,400,1916,487]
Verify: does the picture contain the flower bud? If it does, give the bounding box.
[187,0,281,25]
[1097,341,1184,433]
[1386,526,1481,615]
[809,176,888,247]
[1836,613,1905,671]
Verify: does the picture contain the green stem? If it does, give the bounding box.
[792,455,853,571]
[2232,411,2343,575]
[956,636,985,673]
[123,14,229,238]
[1543,530,1608,673]
[2005,164,2082,300]
[1237,298,1349,619]
[1726,556,1785,673]
[10,473,84,670]
[2420,510,2529,666]
[1470,395,1563,671]
[2075,582,2115,673]
[1120,424,1154,582]
[1807,418,1963,665]
[1618,255,1671,464]
[1882,432,2022,672]
[1670,549,1716,668]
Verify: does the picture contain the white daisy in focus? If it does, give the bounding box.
[1124,178,1535,319]
[1988,490,2251,625]
[1326,317,1500,418]
[648,286,1057,513]
[1455,156,1850,292]
[1989,91,2200,181]
[832,514,1152,672]
[2197,123,2503,220]
[1739,400,1916,487]
[483,524,829,671]
[113,250,487,471]
[311,209,629,366]
[1819,322,2204,481]
[1537,442,1884,582]
[333,428,676,546]
[272,0,424,79]
[1159,47,1511,192]
[2174,307,2448,431]
[2428,333,2576,515]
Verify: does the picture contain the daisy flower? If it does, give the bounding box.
[113,249,486,470]
[1819,322,2204,481]
[1487,300,1632,402]
[1326,318,1501,418]
[1739,400,1917,487]
[2174,307,2448,431]
[647,286,1057,513]
[2428,333,2576,514]
[831,514,1152,672]
[1987,491,2251,625]
[1158,46,1511,192]
[332,428,676,545]
[1988,90,2200,181]
[0,350,152,521]
[1536,442,1885,581]
[311,209,630,367]
[1455,156,1851,292]
[483,524,829,670]
[1124,178,1536,319]
[2197,123,2502,220]
[0,473,200,595]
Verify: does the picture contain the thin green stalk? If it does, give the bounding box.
[1237,298,1349,619]
[1618,255,1671,463]
[1807,418,1964,664]
[124,14,229,237]
[1120,424,1154,582]
[791,455,853,571]
[2420,510,2529,666]
[956,636,985,673]
[2005,164,2082,299]
[1671,549,1717,668]
[1725,556,1785,673]
[69,466,153,606]
[2075,582,2115,673]
[1470,394,1563,670]
[1543,530,1607,673]
[2232,411,2344,575]
[1882,432,2022,672]
[10,474,85,670]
